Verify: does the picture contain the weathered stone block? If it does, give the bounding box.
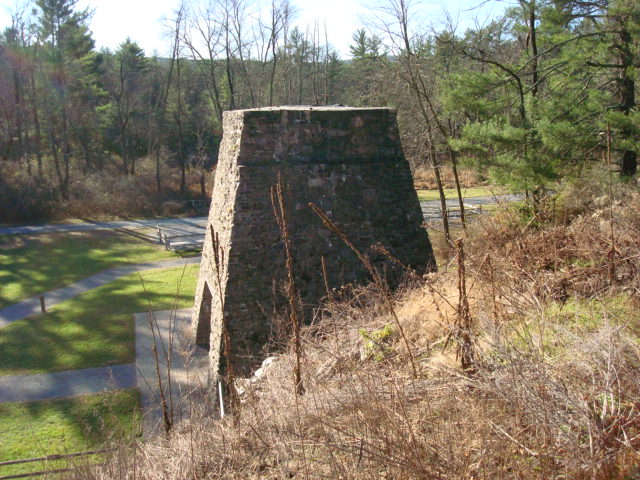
[192,106,436,376]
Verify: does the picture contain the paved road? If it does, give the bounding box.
[0,257,201,328]
[0,194,522,237]
[0,217,208,236]
[421,194,524,220]
[0,364,136,403]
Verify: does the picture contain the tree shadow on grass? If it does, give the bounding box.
[0,266,198,375]
[0,230,178,309]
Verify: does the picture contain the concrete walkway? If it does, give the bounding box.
[0,308,212,443]
[0,216,208,236]
[0,310,210,410]
[0,257,201,329]
[0,364,136,402]
[135,309,211,436]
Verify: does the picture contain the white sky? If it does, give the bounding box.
[0,0,508,58]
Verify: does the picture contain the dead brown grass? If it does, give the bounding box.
[0,157,214,223]
[73,178,640,480]
[413,166,484,190]
[470,190,640,302]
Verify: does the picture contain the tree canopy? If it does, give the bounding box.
[0,0,637,220]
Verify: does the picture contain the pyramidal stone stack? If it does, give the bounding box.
[192,106,436,376]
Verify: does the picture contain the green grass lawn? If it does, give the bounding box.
[416,185,503,202]
[0,230,181,309]
[0,264,199,376]
[0,390,139,477]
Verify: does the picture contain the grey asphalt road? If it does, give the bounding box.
[0,216,209,236]
[421,194,524,219]
[0,194,523,237]
[0,257,201,328]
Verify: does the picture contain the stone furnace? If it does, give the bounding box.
[192,106,436,376]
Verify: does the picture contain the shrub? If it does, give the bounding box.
[0,164,59,222]
[0,156,214,223]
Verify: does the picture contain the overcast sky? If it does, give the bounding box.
[0,0,508,58]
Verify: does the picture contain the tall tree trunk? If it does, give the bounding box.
[448,148,466,228]
[176,58,186,196]
[13,68,24,164]
[268,4,279,107]
[58,103,71,200]
[616,22,637,176]
[152,5,182,193]
[429,141,451,245]
[200,173,206,198]
[395,0,461,237]
[50,134,67,199]
[121,135,130,175]
[61,141,71,200]
[224,25,236,110]
[526,0,539,97]
[155,148,162,192]
[28,66,43,177]
[24,127,32,176]
[324,26,329,105]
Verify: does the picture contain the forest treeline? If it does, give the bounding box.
[0,0,638,222]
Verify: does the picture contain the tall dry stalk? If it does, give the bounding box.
[321,255,333,303]
[271,175,305,396]
[145,309,173,434]
[442,238,475,372]
[138,264,189,435]
[308,202,418,379]
[208,225,239,417]
[606,124,617,285]
[454,237,475,372]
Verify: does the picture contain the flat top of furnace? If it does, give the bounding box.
[237,106,392,112]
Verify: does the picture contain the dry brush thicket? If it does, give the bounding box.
[0,159,213,222]
[76,182,640,480]
[412,166,484,191]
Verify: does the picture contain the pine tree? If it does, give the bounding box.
[103,39,150,175]
[36,0,101,196]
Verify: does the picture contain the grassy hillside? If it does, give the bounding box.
[74,171,640,480]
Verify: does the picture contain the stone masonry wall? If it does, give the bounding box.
[192,106,436,376]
